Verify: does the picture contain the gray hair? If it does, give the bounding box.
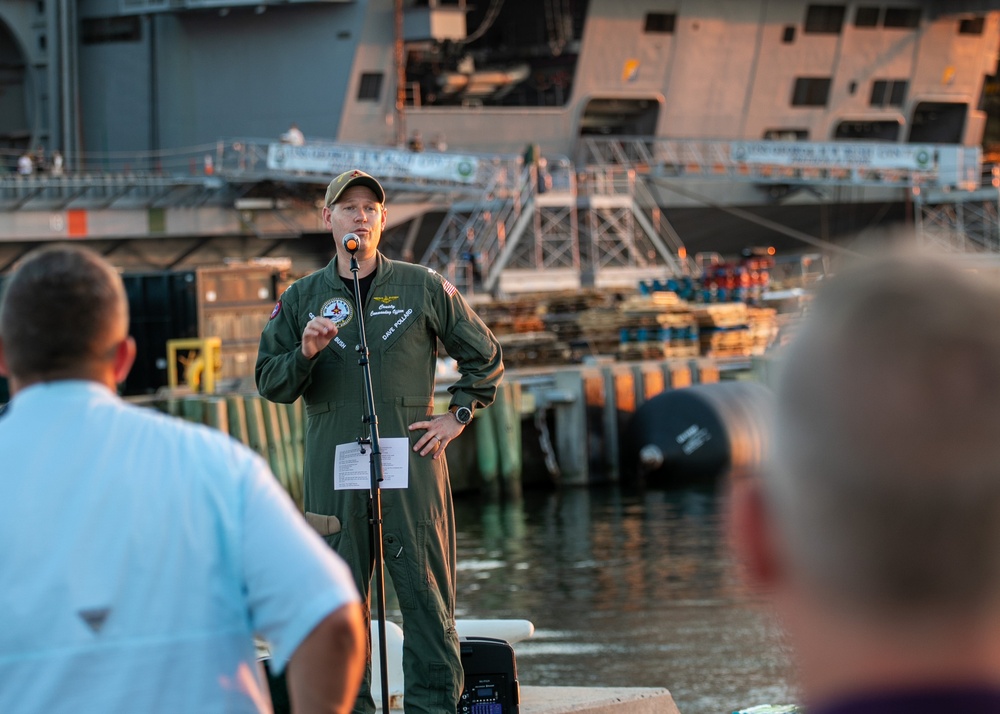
[766,251,1000,618]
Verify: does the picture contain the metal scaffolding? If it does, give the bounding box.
[913,185,1000,253]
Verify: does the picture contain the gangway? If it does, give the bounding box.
[579,135,1000,259]
[577,137,982,190]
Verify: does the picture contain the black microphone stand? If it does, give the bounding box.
[347,250,392,712]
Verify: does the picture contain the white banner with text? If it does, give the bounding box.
[267,143,481,183]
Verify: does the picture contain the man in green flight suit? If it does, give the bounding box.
[256,169,504,714]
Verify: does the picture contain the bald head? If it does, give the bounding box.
[0,245,131,389]
[767,252,1000,619]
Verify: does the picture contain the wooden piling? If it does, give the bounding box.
[284,400,305,502]
[258,399,292,495]
[181,397,205,425]
[664,360,693,389]
[225,395,250,447]
[494,381,523,500]
[553,369,591,485]
[243,395,273,474]
[203,397,229,435]
[632,361,666,409]
[475,405,501,498]
[690,358,720,384]
[604,365,638,483]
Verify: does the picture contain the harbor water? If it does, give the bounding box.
[449,484,797,714]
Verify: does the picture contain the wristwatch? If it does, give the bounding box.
[450,405,473,425]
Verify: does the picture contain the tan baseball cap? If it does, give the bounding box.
[325,169,386,206]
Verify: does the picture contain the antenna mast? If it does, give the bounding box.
[394,0,406,147]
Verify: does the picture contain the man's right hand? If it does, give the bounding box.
[302,316,338,359]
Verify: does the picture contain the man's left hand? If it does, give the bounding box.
[408,414,466,460]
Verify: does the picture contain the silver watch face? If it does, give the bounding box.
[455,407,473,424]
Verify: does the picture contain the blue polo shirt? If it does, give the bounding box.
[0,380,359,713]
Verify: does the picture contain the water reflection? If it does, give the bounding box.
[452,486,797,714]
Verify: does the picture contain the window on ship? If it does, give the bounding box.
[959,17,985,35]
[870,79,908,108]
[883,7,921,29]
[763,129,809,140]
[358,73,384,102]
[834,120,901,141]
[644,13,676,34]
[804,5,846,34]
[909,102,967,144]
[791,77,832,107]
[404,0,589,108]
[854,7,880,27]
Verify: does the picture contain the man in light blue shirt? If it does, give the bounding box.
[0,245,366,713]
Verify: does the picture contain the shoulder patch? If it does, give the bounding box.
[269,301,282,320]
[441,278,458,297]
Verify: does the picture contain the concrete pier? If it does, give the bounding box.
[520,686,681,714]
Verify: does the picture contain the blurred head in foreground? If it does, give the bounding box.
[0,244,134,393]
[730,250,1000,708]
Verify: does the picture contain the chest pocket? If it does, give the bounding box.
[372,305,423,353]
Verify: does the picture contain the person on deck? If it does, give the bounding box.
[282,123,305,146]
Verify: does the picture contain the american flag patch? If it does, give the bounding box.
[442,279,458,297]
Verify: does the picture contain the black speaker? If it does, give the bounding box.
[458,636,519,714]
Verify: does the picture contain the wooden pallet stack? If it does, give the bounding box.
[475,287,783,368]
[616,291,699,361]
[691,302,753,358]
[534,291,621,365]
[495,330,571,367]
[747,306,779,355]
[474,295,545,338]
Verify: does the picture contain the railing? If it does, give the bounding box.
[577,136,983,190]
[0,138,510,187]
[0,142,229,177]
[2,135,987,191]
[474,163,536,290]
[0,138,518,211]
[631,174,694,275]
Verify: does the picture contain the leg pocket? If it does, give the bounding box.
[384,516,455,614]
[429,661,460,710]
[418,516,455,613]
[384,531,417,610]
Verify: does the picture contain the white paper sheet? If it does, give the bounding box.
[334,437,410,490]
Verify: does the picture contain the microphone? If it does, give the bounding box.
[342,233,360,254]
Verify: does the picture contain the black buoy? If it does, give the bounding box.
[622,381,773,487]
